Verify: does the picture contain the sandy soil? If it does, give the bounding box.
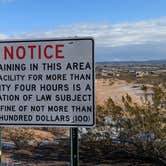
[96,79,151,106]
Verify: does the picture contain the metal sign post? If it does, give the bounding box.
[70,128,79,166]
[0,128,1,166]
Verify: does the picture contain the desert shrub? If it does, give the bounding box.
[8,128,34,150]
[44,128,68,137]
[108,79,114,86]
[14,149,33,159]
[119,93,166,160]
[141,84,147,92]
[80,84,166,164]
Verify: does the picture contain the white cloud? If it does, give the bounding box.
[0,33,8,39]
[1,17,166,48]
[1,17,166,61]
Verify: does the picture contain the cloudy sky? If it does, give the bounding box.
[1,0,166,61]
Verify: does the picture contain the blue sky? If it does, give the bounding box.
[1,0,166,61]
[0,0,166,34]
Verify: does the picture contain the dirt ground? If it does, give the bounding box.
[95,79,151,105]
[2,152,155,166]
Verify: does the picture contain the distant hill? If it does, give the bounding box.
[96,59,166,65]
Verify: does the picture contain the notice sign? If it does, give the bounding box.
[0,38,95,127]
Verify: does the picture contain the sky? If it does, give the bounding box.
[1,0,166,61]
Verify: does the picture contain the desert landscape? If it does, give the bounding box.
[1,61,166,165]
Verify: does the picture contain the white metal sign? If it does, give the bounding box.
[0,38,95,127]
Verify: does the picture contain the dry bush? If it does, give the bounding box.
[41,127,68,137]
[80,84,166,164]
[7,128,35,150]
